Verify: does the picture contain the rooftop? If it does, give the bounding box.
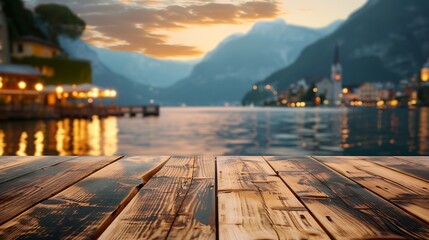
[14,36,60,50]
[0,64,42,76]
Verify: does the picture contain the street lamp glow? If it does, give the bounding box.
[35,83,44,92]
[103,89,111,97]
[313,88,318,93]
[91,88,100,98]
[18,81,26,89]
[111,90,117,97]
[252,85,258,91]
[342,88,349,94]
[264,84,272,90]
[56,86,64,94]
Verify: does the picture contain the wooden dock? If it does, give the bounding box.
[0,156,428,239]
[0,105,160,120]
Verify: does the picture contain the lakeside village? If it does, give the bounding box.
[0,5,129,120]
[250,44,429,109]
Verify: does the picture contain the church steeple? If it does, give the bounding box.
[331,42,342,82]
[333,42,340,65]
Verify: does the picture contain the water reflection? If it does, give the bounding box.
[0,116,118,156]
[0,107,428,156]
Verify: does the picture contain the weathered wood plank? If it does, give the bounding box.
[0,156,44,170]
[313,156,429,223]
[99,156,194,240]
[0,156,169,239]
[167,156,216,240]
[218,156,279,239]
[0,156,121,225]
[219,191,280,239]
[246,157,329,239]
[363,156,429,182]
[218,156,329,240]
[240,156,277,176]
[267,156,429,239]
[217,156,256,192]
[0,156,78,184]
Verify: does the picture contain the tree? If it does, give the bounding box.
[35,4,86,40]
[0,0,45,39]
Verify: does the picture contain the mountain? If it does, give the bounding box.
[59,37,156,105]
[161,19,342,105]
[243,0,429,105]
[95,49,196,88]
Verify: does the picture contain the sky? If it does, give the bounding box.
[24,0,368,59]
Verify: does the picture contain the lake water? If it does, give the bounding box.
[0,107,428,156]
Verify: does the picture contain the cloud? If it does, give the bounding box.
[24,0,281,58]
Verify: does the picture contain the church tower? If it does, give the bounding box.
[331,42,342,105]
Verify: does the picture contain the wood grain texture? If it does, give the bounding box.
[167,156,216,240]
[0,156,78,184]
[218,156,278,239]
[313,156,429,223]
[272,157,429,239]
[363,156,429,182]
[266,156,429,239]
[0,156,121,225]
[99,156,194,240]
[217,156,257,192]
[0,156,169,240]
[218,156,329,240]
[0,156,45,170]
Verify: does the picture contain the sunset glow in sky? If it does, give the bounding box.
[25,0,367,59]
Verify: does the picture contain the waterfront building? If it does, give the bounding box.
[0,64,44,108]
[12,36,60,59]
[0,5,10,64]
[43,84,117,106]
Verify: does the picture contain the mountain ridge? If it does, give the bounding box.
[243,0,429,105]
[160,19,343,105]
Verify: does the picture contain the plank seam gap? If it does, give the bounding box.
[310,156,429,225]
[0,156,124,226]
[164,156,195,239]
[263,156,335,240]
[240,156,281,240]
[366,157,429,184]
[0,156,81,185]
[93,156,172,239]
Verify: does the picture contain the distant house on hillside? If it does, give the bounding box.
[12,36,60,59]
[356,83,390,102]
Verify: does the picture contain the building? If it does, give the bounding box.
[12,36,60,59]
[0,64,44,107]
[0,5,10,64]
[316,43,343,106]
[356,82,390,102]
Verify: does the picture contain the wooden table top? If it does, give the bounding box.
[0,156,428,239]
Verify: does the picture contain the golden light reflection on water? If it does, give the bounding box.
[0,117,118,156]
[16,132,28,156]
[0,108,428,156]
[34,131,44,156]
[419,108,428,154]
[0,130,5,156]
